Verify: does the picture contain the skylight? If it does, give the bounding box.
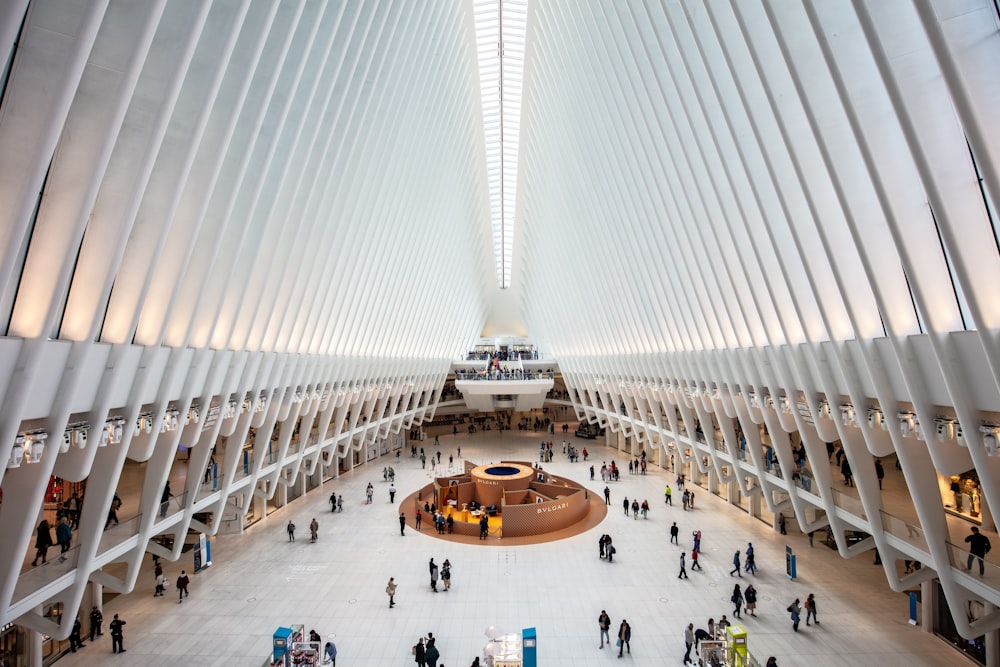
[474,0,527,290]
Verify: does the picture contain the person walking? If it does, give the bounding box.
[109,614,126,653]
[329,491,337,512]
[160,481,171,518]
[745,542,756,575]
[389,484,396,503]
[841,457,853,486]
[805,593,819,625]
[965,526,991,576]
[441,559,452,591]
[429,559,439,592]
[744,584,758,616]
[599,610,611,649]
[88,606,103,641]
[788,598,802,631]
[623,496,630,516]
[731,584,744,618]
[665,484,672,505]
[670,522,679,545]
[875,459,885,489]
[631,499,639,519]
[287,520,296,542]
[691,549,701,571]
[56,516,72,558]
[400,513,407,535]
[176,570,189,602]
[617,619,631,657]
[604,486,611,504]
[683,623,695,664]
[337,495,344,512]
[479,514,489,540]
[730,550,742,576]
[778,512,787,535]
[154,572,167,596]
[640,499,649,519]
[678,552,688,579]
[309,518,319,543]
[386,577,397,608]
[31,519,53,567]
[415,510,422,530]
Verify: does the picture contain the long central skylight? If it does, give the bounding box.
[474,0,527,290]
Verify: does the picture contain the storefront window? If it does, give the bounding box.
[41,603,66,665]
[1,622,22,667]
[943,470,983,523]
[935,583,986,665]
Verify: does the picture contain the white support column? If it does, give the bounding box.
[27,607,43,667]
[921,579,934,634]
[987,602,999,667]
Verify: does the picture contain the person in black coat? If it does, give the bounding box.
[413,637,426,667]
[32,520,53,567]
[89,606,103,641]
[68,616,85,651]
[617,619,631,657]
[109,614,126,653]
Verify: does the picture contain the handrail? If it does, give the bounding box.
[455,371,554,381]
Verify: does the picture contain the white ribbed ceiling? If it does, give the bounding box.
[0,0,998,378]
[519,0,1000,362]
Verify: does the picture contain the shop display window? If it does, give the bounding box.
[944,470,983,523]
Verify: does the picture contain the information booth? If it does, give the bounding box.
[269,625,303,666]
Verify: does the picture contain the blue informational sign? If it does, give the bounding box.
[522,627,537,667]
[785,545,796,580]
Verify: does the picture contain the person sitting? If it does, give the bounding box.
[488,504,498,516]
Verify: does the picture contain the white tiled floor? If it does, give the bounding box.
[58,427,969,667]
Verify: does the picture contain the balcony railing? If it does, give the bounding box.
[455,371,554,381]
[879,510,927,551]
[98,513,143,557]
[830,487,867,521]
[13,544,81,605]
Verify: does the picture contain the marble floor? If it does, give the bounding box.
[56,426,971,667]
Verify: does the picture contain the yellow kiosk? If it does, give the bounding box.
[726,624,748,666]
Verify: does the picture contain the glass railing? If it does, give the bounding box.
[455,371,554,381]
[830,486,867,520]
[945,541,1000,585]
[97,513,142,557]
[13,544,81,604]
[878,510,926,550]
[156,490,189,521]
[794,472,815,494]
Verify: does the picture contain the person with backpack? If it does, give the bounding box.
[787,598,802,631]
[805,593,819,625]
[731,584,744,618]
[965,526,992,576]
